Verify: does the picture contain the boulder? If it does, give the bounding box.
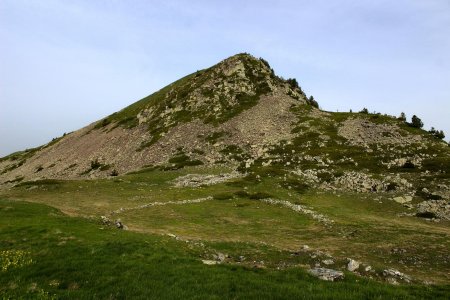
[100,215,112,225]
[202,260,218,265]
[383,268,412,283]
[114,219,128,230]
[308,268,344,281]
[347,258,360,272]
[393,196,413,204]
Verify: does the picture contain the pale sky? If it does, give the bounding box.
[1,0,449,156]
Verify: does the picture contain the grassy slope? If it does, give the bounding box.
[1,166,449,285]
[1,199,449,299]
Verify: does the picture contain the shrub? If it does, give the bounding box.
[410,115,423,128]
[435,130,445,139]
[429,128,445,140]
[402,161,415,168]
[416,212,436,219]
[307,96,319,108]
[234,190,250,198]
[360,108,369,114]
[286,78,300,90]
[110,169,119,176]
[90,159,102,170]
[213,192,234,200]
[398,112,406,121]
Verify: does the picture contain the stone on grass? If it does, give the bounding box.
[322,259,334,265]
[347,258,360,272]
[393,196,413,204]
[308,268,344,281]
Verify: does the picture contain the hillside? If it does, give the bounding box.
[0,53,449,298]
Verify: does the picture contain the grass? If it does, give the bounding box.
[1,199,449,299]
[1,165,449,285]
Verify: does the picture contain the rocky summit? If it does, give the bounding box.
[1,54,450,294]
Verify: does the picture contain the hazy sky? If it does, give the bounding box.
[1,0,449,156]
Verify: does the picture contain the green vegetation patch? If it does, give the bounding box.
[0,199,449,299]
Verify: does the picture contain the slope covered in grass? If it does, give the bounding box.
[1,199,449,299]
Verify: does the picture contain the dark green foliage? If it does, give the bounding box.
[168,154,191,164]
[429,127,445,140]
[110,169,119,176]
[259,57,275,76]
[280,177,310,194]
[286,78,299,90]
[316,172,334,183]
[307,95,319,108]
[205,131,227,143]
[410,115,423,128]
[66,163,77,170]
[80,159,111,174]
[94,118,111,129]
[213,192,235,200]
[416,211,437,219]
[422,157,450,173]
[220,145,243,154]
[402,161,415,169]
[398,112,406,122]
[90,159,102,170]
[126,166,158,175]
[234,190,250,198]
[165,152,203,170]
[415,188,443,200]
[360,108,369,114]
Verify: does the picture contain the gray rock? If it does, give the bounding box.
[393,196,412,204]
[383,268,412,283]
[322,259,334,265]
[100,215,111,225]
[202,260,218,265]
[416,200,450,220]
[114,219,127,230]
[347,258,360,272]
[216,252,226,262]
[309,268,344,281]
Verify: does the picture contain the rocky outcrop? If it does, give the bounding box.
[308,268,344,281]
[392,196,413,204]
[338,118,421,146]
[383,269,412,284]
[173,172,243,188]
[416,200,450,220]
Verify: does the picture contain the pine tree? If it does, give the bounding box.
[308,96,319,108]
[411,115,423,128]
[360,108,369,114]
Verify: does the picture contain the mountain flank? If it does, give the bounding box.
[0,53,449,219]
[1,54,450,291]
